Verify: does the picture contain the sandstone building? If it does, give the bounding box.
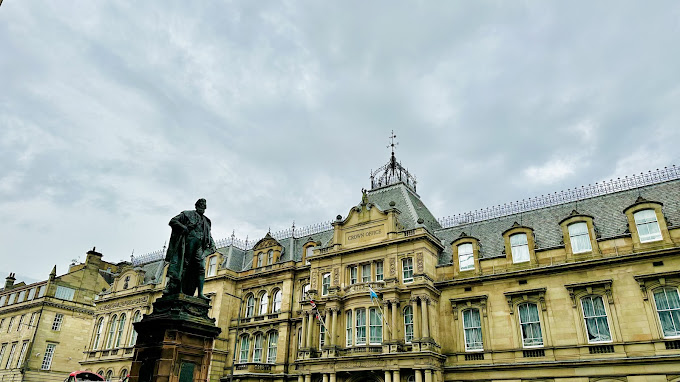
[0,249,118,382]
[79,157,680,382]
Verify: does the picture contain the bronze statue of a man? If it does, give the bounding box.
[164,198,216,299]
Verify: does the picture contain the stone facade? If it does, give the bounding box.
[77,161,680,381]
[0,249,117,382]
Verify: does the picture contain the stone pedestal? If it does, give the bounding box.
[129,294,221,382]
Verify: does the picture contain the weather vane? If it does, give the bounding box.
[387,130,398,155]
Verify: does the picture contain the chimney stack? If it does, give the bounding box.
[4,273,16,289]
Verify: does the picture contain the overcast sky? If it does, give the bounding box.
[1,1,679,282]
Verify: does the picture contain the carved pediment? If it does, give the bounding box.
[253,232,281,251]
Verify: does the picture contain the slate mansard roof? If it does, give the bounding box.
[435,178,680,264]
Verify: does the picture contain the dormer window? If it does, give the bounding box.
[458,243,474,271]
[568,222,592,254]
[634,209,662,243]
[267,250,274,264]
[510,233,530,263]
[207,256,218,276]
[305,247,313,265]
[257,253,263,267]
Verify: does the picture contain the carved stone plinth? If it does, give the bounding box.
[129,294,221,382]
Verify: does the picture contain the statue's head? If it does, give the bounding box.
[195,198,207,215]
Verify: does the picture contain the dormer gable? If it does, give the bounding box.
[252,232,283,268]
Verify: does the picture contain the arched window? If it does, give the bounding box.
[246,295,255,317]
[267,331,278,363]
[97,370,105,378]
[120,369,129,380]
[518,303,543,347]
[253,333,264,362]
[207,256,218,276]
[510,233,530,263]
[403,306,414,344]
[239,335,250,363]
[129,311,142,346]
[458,243,474,271]
[581,295,611,343]
[106,315,118,349]
[93,318,104,350]
[105,370,113,382]
[568,222,591,253]
[462,308,483,351]
[257,253,263,267]
[259,292,269,315]
[273,290,282,313]
[267,250,274,264]
[115,314,126,348]
[653,287,680,338]
[634,209,662,243]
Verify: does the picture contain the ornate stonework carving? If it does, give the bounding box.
[333,267,339,286]
[390,258,396,276]
[416,252,424,273]
[311,271,318,289]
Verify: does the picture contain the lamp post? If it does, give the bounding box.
[224,291,243,382]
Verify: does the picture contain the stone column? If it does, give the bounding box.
[307,311,314,348]
[391,300,399,340]
[411,298,420,339]
[305,374,311,382]
[323,373,329,382]
[298,376,304,382]
[331,308,338,346]
[393,369,400,382]
[421,297,430,338]
[325,309,332,346]
[383,302,391,341]
[424,370,432,382]
[330,372,336,382]
[301,312,308,348]
[385,370,392,382]
[414,370,422,382]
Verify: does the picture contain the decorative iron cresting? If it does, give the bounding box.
[132,166,678,266]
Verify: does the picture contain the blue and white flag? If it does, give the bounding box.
[368,286,391,332]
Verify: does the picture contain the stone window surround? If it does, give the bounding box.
[559,212,600,257]
[449,295,489,353]
[504,288,549,348]
[564,279,620,344]
[451,234,480,275]
[623,198,671,248]
[502,224,537,265]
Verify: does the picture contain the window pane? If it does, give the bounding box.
[654,288,680,337]
[55,286,75,301]
[510,234,530,263]
[356,309,366,345]
[581,296,611,342]
[463,309,483,351]
[634,210,662,242]
[458,243,474,270]
[376,262,384,281]
[404,306,413,343]
[568,222,592,253]
[346,311,353,346]
[518,303,543,347]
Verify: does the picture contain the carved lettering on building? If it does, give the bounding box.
[97,296,149,311]
[346,228,382,242]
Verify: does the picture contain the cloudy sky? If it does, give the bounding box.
[1,1,679,282]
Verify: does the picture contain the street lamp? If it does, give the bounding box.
[223,291,243,382]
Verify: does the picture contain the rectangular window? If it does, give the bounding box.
[17,291,26,303]
[41,344,56,370]
[27,288,36,300]
[653,288,680,338]
[239,337,249,363]
[16,315,24,332]
[319,319,326,348]
[257,253,263,267]
[322,273,331,296]
[346,311,353,347]
[361,264,371,283]
[0,344,6,369]
[404,307,413,344]
[402,258,413,283]
[8,293,16,305]
[55,286,75,301]
[29,313,37,328]
[16,341,28,369]
[369,308,382,344]
[375,261,384,282]
[5,342,17,369]
[207,256,217,276]
[463,309,483,351]
[355,308,366,345]
[581,296,612,343]
[349,266,358,285]
[458,243,474,271]
[518,303,543,347]
[253,334,263,362]
[510,233,530,263]
[634,209,663,243]
[52,314,64,331]
[267,250,274,265]
[267,332,278,363]
[38,286,46,298]
[0,295,5,307]
[7,317,14,333]
[568,222,592,253]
